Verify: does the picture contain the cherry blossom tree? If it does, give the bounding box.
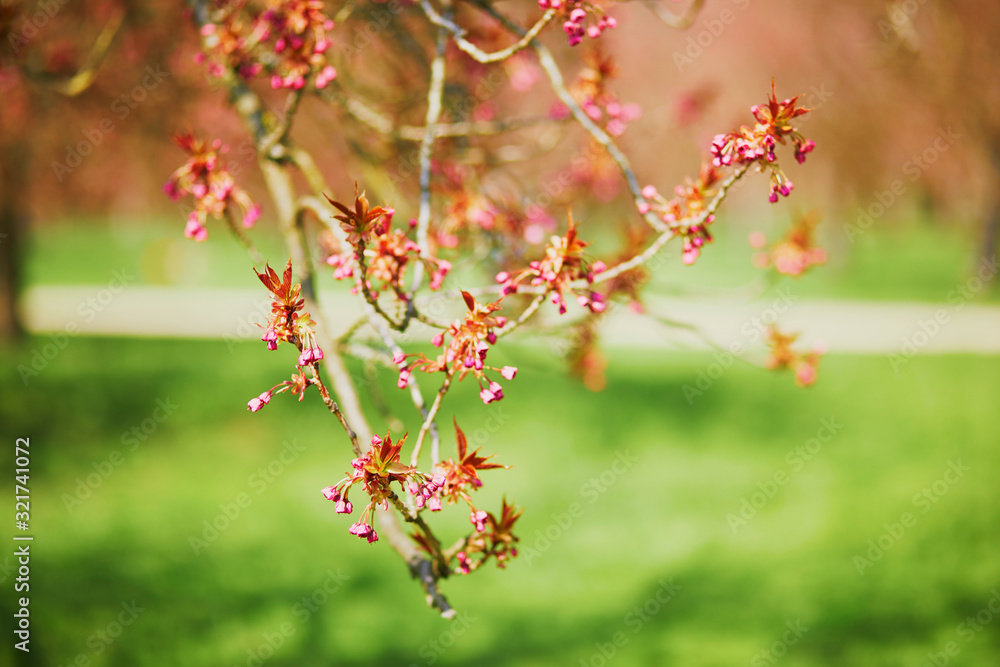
[118,0,825,617]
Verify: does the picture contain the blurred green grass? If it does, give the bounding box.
[2,337,998,666]
[24,213,999,304]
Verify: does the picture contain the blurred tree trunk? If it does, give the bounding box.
[981,139,1000,288]
[0,141,28,341]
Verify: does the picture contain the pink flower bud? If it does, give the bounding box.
[682,245,700,265]
[431,333,445,348]
[500,366,517,381]
[480,388,496,404]
[247,391,271,412]
[428,496,442,511]
[397,369,410,389]
[243,204,262,228]
[392,351,406,365]
[321,486,340,501]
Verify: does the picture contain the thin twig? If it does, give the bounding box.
[411,365,456,467]
[223,208,265,265]
[408,25,449,302]
[463,0,669,234]
[497,293,545,338]
[363,302,441,462]
[419,1,556,63]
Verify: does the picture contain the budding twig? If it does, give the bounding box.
[418,0,557,63]
[464,0,669,234]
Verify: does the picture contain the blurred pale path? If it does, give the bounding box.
[19,285,1000,354]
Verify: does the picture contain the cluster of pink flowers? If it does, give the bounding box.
[580,95,642,137]
[164,134,261,242]
[750,212,828,277]
[709,81,815,203]
[244,261,324,412]
[765,327,824,387]
[497,216,607,314]
[324,207,451,296]
[404,422,521,574]
[639,165,722,265]
[396,292,517,405]
[540,0,616,46]
[197,0,336,90]
[321,432,424,544]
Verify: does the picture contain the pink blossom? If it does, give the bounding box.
[315,65,337,89]
[247,391,271,412]
[242,204,262,228]
[321,486,340,501]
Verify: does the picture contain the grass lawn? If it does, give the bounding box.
[23,213,999,305]
[1,336,998,666]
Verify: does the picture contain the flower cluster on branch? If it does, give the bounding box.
[164,133,261,242]
[197,0,337,89]
[166,0,826,619]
